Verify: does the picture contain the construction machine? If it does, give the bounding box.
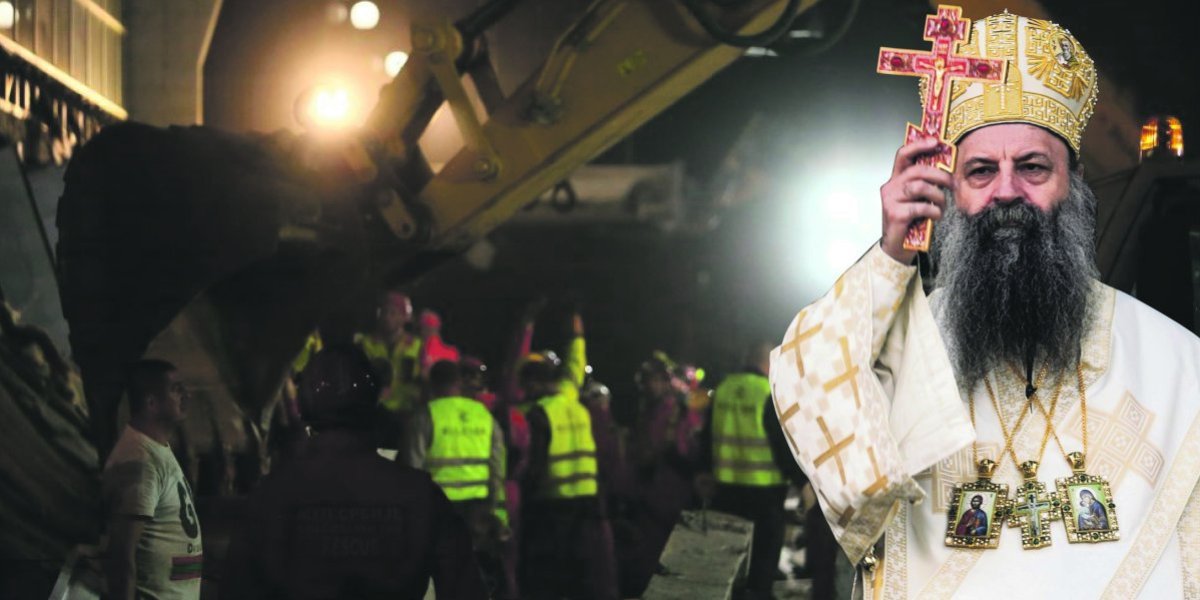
[3,2,837,591]
[55,0,821,489]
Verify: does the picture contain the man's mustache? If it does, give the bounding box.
[975,201,1041,232]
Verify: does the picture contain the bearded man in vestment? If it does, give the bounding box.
[769,12,1200,598]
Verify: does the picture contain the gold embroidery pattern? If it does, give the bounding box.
[945,92,1084,168]
[983,66,1023,120]
[771,245,924,565]
[1023,95,1080,141]
[779,316,821,378]
[942,13,1098,154]
[984,12,1017,59]
[1061,392,1164,490]
[1080,283,1116,391]
[917,545,986,599]
[1102,412,1200,598]
[869,249,916,290]
[882,500,908,600]
[823,337,862,407]
[815,416,856,485]
[1024,18,1093,101]
[1177,480,1200,599]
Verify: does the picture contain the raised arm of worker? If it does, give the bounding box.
[499,299,542,407]
[768,137,971,563]
[558,311,587,399]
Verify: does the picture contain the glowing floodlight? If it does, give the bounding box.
[296,84,355,130]
[0,2,15,30]
[349,1,379,30]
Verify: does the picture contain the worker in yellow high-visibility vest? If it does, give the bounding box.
[705,342,808,600]
[519,310,618,600]
[404,360,507,596]
[353,290,424,414]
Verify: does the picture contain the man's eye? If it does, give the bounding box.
[969,167,994,177]
[1020,163,1048,172]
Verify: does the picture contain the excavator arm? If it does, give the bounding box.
[365,0,820,253]
[56,0,822,459]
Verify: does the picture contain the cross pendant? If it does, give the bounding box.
[1009,479,1058,549]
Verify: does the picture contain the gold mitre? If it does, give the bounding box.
[943,11,1099,155]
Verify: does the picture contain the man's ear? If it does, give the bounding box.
[144,392,161,414]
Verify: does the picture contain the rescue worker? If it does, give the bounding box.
[520,311,618,600]
[222,346,485,599]
[418,308,460,378]
[705,342,807,600]
[354,290,423,446]
[460,355,495,409]
[622,352,706,595]
[403,360,507,595]
[492,301,542,600]
[580,379,630,516]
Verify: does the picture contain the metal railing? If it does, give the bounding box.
[0,0,124,116]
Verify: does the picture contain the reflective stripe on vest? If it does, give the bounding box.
[427,396,493,501]
[538,394,598,499]
[712,373,785,486]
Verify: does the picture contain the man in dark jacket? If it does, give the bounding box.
[222,346,486,600]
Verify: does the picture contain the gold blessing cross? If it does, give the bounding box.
[877,5,1006,251]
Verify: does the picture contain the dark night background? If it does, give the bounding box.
[202,0,1199,423]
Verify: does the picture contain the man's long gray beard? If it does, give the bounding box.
[932,172,1098,391]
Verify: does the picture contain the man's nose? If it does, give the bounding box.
[990,168,1024,207]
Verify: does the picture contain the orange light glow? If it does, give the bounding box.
[1140,115,1185,161]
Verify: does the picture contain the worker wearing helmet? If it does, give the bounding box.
[620,351,707,595]
[403,360,508,596]
[705,342,808,600]
[486,298,558,600]
[519,310,618,600]
[223,346,485,599]
[354,290,423,415]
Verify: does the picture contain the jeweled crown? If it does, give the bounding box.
[942,12,1098,154]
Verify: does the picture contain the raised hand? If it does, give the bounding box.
[879,136,952,264]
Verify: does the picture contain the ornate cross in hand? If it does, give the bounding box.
[877,5,1006,251]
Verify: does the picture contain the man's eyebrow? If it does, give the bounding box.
[962,156,997,167]
[1015,151,1051,163]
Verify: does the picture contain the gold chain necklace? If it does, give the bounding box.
[985,368,1065,549]
[1023,363,1121,544]
[979,366,1047,471]
[945,366,1045,550]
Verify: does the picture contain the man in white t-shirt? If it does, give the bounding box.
[103,359,202,600]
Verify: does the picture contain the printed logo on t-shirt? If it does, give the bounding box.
[177,481,200,539]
